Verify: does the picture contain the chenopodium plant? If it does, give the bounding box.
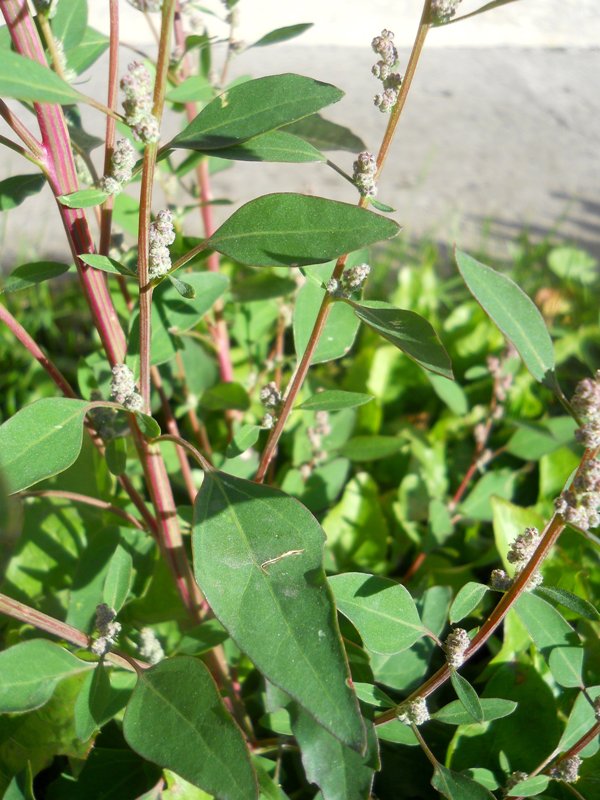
[0,0,598,798]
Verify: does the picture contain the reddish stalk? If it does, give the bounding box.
[0,98,43,157]
[21,490,146,531]
[255,4,432,482]
[99,0,120,258]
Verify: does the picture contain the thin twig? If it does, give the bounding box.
[21,490,146,531]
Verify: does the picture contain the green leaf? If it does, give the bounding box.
[427,372,468,415]
[298,391,373,412]
[200,382,250,412]
[450,583,489,623]
[133,411,161,439]
[350,301,453,379]
[168,274,196,298]
[375,720,419,745]
[123,657,257,799]
[456,250,556,387]
[508,775,550,796]
[432,698,517,725]
[294,260,362,363]
[450,671,484,723]
[461,468,519,523]
[171,74,343,150]
[105,436,127,476]
[79,253,136,277]
[1,261,70,294]
[0,640,92,713]
[206,194,399,268]
[432,765,495,800]
[206,130,325,163]
[506,417,577,461]
[0,174,46,211]
[284,114,366,153]
[58,188,110,208]
[52,0,88,51]
[166,74,214,103]
[328,572,426,656]
[548,647,584,688]
[548,246,598,285]
[558,686,600,756]
[192,471,366,750]
[290,704,378,800]
[65,27,109,75]
[0,49,84,104]
[74,664,136,741]
[339,436,403,461]
[103,544,134,612]
[535,585,599,621]
[352,683,395,709]
[226,424,261,458]
[0,398,89,494]
[513,593,578,651]
[368,198,395,213]
[251,23,313,47]
[3,765,35,800]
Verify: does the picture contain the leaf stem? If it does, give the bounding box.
[0,98,43,159]
[154,433,213,472]
[21,490,147,531]
[0,592,148,672]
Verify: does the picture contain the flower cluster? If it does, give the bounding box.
[572,370,600,449]
[111,364,144,412]
[550,756,582,784]
[326,264,371,299]
[504,772,529,793]
[352,151,377,198]
[120,61,160,143]
[555,458,600,531]
[397,697,429,726]
[139,627,165,664]
[371,29,403,113]
[100,139,137,195]
[443,627,470,669]
[127,0,163,10]
[260,382,282,429]
[148,209,176,280]
[299,410,331,479]
[430,0,462,24]
[503,526,543,590]
[91,603,121,657]
[489,568,512,592]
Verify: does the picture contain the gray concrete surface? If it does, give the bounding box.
[1,2,599,266]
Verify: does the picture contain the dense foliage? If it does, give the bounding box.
[0,1,598,799]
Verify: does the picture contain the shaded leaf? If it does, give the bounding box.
[339,436,403,461]
[124,657,257,799]
[0,398,89,494]
[548,647,584,688]
[375,720,419,746]
[205,130,325,163]
[65,27,109,75]
[103,544,134,612]
[456,250,556,387]
[172,74,343,150]
[284,114,366,153]
[558,686,600,756]
[513,593,578,651]
[192,472,366,750]
[1,261,70,294]
[226,424,261,458]
[0,174,45,211]
[0,640,92,713]
[200,382,250,412]
[536,585,599,621]
[206,194,399,268]
[350,301,453,379]
[0,49,83,104]
[74,665,136,741]
[432,765,495,799]
[328,572,426,656]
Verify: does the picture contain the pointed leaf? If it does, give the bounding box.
[79,253,136,277]
[558,686,600,756]
[432,765,495,800]
[58,188,110,208]
[0,173,45,211]
[226,424,261,458]
[206,130,325,162]
[450,583,489,623]
[536,585,599,621]
[349,301,453,379]
[456,250,556,387]
[508,775,550,796]
[251,23,313,48]
[0,49,84,104]
[450,671,484,723]
[52,0,88,51]
[1,261,70,294]
[284,114,366,153]
[0,640,93,712]
[103,544,134,612]
[206,194,399,267]
[290,704,378,800]
[514,593,578,651]
[432,698,517,725]
[192,471,366,750]
[168,274,196,298]
[123,657,257,800]
[0,398,90,493]
[328,572,426,656]
[172,74,343,150]
[352,683,395,709]
[297,391,373,412]
[548,647,584,688]
[74,664,136,740]
[133,411,161,439]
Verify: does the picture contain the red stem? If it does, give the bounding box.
[99,0,119,258]
[22,490,146,530]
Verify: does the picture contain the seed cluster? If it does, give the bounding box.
[111,364,144,412]
[550,756,582,784]
[148,209,176,280]
[397,696,430,726]
[120,61,160,143]
[498,526,544,591]
[371,30,403,113]
[326,264,371,299]
[555,458,600,531]
[352,151,378,198]
[260,382,283,430]
[572,371,600,449]
[443,627,470,668]
[91,603,121,657]
[139,627,165,664]
[430,0,462,24]
[101,139,137,196]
